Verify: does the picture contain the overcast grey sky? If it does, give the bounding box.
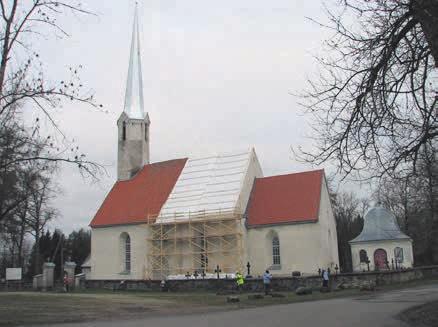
[31,1,346,233]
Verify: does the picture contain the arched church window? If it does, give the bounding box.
[272,236,281,265]
[359,249,368,263]
[120,233,131,272]
[122,122,127,141]
[125,234,131,272]
[394,247,403,263]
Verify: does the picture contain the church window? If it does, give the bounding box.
[359,249,368,263]
[272,236,281,265]
[122,233,131,272]
[122,122,127,141]
[125,235,131,272]
[394,247,403,263]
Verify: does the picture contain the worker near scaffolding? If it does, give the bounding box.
[236,271,245,292]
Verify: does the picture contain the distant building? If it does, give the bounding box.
[87,6,339,280]
[349,206,413,272]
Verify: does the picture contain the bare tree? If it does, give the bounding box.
[330,188,367,272]
[26,168,58,273]
[298,0,437,180]
[0,1,103,178]
[375,144,437,264]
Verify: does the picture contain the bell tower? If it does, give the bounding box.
[117,4,150,180]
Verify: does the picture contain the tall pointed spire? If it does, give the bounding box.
[123,4,145,119]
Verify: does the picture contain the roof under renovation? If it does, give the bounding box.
[349,206,411,243]
[156,150,253,222]
[90,150,327,228]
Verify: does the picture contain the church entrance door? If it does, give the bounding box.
[374,249,387,270]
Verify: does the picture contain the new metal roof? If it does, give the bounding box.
[156,150,253,222]
[349,206,411,243]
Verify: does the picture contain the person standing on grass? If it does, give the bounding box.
[263,270,272,295]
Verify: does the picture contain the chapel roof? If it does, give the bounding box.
[89,158,187,227]
[349,206,411,243]
[246,169,324,227]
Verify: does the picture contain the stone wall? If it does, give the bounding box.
[85,265,438,292]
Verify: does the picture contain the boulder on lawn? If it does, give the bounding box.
[217,290,236,296]
[295,287,312,295]
[248,294,264,300]
[226,296,240,303]
[360,281,376,292]
[335,281,345,290]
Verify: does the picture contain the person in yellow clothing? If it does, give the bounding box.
[236,271,244,292]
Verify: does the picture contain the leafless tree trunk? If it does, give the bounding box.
[412,0,438,65]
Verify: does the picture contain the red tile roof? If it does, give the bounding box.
[246,169,324,227]
[90,159,187,227]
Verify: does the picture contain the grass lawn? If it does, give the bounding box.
[0,278,437,326]
[0,289,359,326]
[399,300,438,327]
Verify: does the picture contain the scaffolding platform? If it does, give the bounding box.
[146,209,244,280]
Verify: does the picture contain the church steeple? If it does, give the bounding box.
[124,3,145,120]
[117,4,150,181]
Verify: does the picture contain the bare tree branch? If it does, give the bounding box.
[297,0,437,181]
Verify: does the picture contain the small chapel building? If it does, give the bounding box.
[87,6,339,280]
[349,206,414,272]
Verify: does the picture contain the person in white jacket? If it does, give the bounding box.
[263,270,272,295]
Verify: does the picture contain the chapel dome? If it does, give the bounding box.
[349,206,411,243]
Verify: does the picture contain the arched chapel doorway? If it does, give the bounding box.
[373,249,387,270]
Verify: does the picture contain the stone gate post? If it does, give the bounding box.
[42,262,55,291]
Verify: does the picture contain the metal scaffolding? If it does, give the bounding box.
[146,209,244,280]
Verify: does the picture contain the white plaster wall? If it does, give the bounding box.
[246,222,325,276]
[350,239,413,272]
[236,148,264,214]
[239,148,264,271]
[89,224,149,280]
[317,177,340,269]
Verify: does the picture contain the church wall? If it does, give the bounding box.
[239,149,264,271]
[317,177,340,269]
[89,224,149,280]
[245,176,339,277]
[246,222,325,276]
[350,239,414,272]
[236,149,264,214]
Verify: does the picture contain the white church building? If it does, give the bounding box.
[87,7,339,280]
